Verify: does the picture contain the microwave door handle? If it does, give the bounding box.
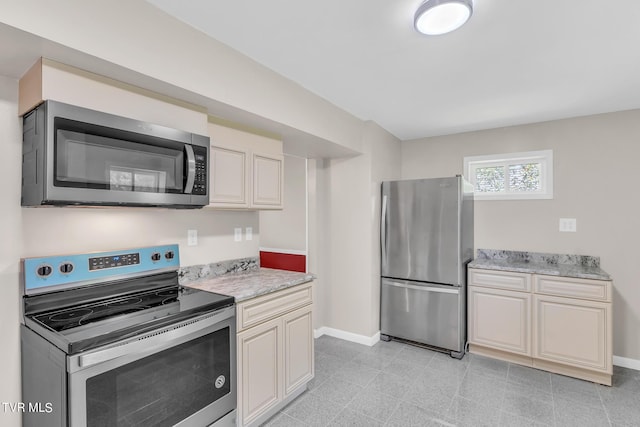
[184,144,196,194]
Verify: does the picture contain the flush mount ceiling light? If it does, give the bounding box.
[414,0,473,36]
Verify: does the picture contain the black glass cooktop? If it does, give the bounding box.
[34,286,181,332]
[26,282,234,354]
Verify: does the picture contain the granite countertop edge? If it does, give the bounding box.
[468,258,611,281]
[182,267,315,302]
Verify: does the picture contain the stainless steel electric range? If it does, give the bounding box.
[20,244,236,427]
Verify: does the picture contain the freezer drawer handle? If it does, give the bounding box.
[386,281,459,294]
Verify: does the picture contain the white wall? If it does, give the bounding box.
[402,110,640,362]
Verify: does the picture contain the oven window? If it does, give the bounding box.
[85,327,231,427]
[54,118,184,194]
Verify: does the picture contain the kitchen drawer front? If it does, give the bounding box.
[237,282,312,332]
[469,268,531,292]
[534,275,612,302]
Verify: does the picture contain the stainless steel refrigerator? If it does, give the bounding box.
[380,176,473,358]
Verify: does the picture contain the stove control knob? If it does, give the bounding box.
[151,252,162,262]
[59,262,74,274]
[165,250,175,260]
[36,264,53,278]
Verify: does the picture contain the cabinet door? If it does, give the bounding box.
[252,153,283,209]
[237,318,282,426]
[283,306,314,396]
[533,294,611,372]
[209,145,249,208]
[468,286,531,355]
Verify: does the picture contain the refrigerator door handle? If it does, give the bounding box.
[381,194,388,269]
[385,281,460,294]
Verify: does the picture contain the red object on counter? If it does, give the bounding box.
[260,251,306,273]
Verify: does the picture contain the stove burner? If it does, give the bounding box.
[49,308,93,322]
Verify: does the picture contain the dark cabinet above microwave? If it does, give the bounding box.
[22,101,209,208]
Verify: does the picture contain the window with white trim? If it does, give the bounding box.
[463,150,553,200]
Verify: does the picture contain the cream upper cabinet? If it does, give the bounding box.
[209,146,249,208]
[252,152,284,208]
[236,282,313,426]
[468,268,613,386]
[208,121,284,210]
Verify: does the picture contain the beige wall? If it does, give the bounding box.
[0,75,23,427]
[22,208,259,266]
[259,154,307,252]
[0,0,365,153]
[27,59,208,134]
[366,122,403,334]
[308,158,331,330]
[321,122,401,338]
[402,110,640,361]
[0,76,259,424]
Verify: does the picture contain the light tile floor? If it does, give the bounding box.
[262,336,640,426]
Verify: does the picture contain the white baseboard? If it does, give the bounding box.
[314,326,380,347]
[314,327,640,372]
[613,355,640,371]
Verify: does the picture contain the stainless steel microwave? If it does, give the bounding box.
[21,101,209,208]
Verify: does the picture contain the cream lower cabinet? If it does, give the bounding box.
[236,282,314,426]
[468,268,612,385]
[468,286,531,356]
[533,295,610,372]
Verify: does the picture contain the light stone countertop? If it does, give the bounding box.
[183,267,314,302]
[468,249,611,281]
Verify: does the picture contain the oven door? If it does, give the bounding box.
[67,307,236,427]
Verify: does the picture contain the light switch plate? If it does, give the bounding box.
[234,228,242,242]
[187,229,198,246]
[245,227,253,241]
[559,218,577,232]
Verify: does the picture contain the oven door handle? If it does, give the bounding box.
[78,307,233,368]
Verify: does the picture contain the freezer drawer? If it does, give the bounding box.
[380,278,462,353]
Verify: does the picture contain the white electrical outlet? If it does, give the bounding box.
[234,228,242,242]
[187,229,198,246]
[559,218,577,232]
[245,227,253,241]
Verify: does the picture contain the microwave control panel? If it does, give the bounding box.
[192,146,207,195]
